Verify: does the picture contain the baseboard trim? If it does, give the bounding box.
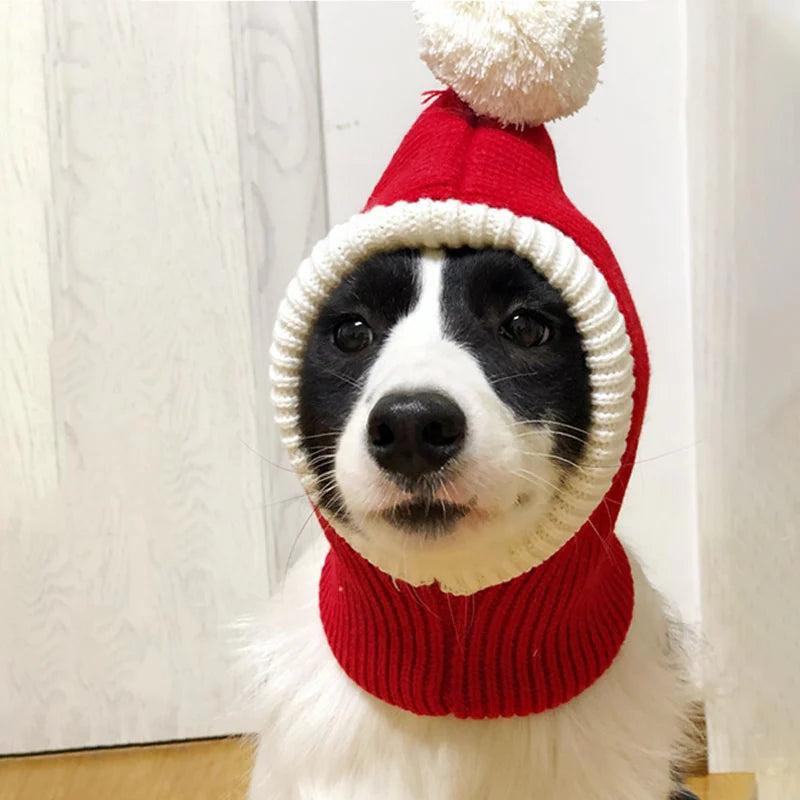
[0,736,256,800]
[687,772,758,800]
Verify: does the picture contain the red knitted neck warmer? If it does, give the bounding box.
[318,512,634,719]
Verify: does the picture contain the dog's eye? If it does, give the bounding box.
[333,317,374,353]
[500,311,552,348]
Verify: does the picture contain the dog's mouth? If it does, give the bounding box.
[379,499,470,535]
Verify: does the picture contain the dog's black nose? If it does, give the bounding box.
[367,391,466,480]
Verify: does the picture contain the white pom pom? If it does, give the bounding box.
[413,0,605,127]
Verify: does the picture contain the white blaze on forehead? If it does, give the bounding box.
[413,249,444,335]
[365,249,445,391]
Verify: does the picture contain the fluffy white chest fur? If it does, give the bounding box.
[246,537,689,800]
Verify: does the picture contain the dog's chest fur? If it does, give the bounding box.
[246,539,688,800]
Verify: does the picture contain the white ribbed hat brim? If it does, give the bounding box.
[271,199,634,593]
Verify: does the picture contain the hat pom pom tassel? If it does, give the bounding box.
[413,0,605,128]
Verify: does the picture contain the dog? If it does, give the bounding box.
[245,246,696,800]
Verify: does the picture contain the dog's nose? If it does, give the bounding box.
[367,391,466,480]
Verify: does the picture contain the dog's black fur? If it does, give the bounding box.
[440,247,590,463]
[298,248,591,519]
[298,249,420,515]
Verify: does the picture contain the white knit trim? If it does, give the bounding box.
[270,199,635,591]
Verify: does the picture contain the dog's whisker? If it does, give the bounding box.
[510,466,563,497]
[306,453,338,466]
[301,430,345,441]
[511,467,613,560]
[488,371,546,386]
[306,444,340,453]
[320,367,365,390]
[519,451,608,472]
[251,493,310,511]
[510,418,591,435]
[408,583,440,618]
[519,442,699,470]
[239,437,298,473]
[517,428,588,445]
[281,508,316,586]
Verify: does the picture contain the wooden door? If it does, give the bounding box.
[0,1,325,753]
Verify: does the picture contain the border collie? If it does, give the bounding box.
[245,246,695,800]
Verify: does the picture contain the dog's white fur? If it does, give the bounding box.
[248,251,692,798]
[245,538,690,800]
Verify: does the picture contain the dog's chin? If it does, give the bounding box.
[377,499,472,537]
[329,470,552,541]
[325,445,565,587]
[371,488,539,537]
[327,490,537,541]
[316,481,563,590]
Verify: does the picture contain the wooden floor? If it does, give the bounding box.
[0,737,756,800]
[687,773,757,800]
[0,738,256,800]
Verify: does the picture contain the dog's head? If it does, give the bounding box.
[271,204,639,594]
[290,241,606,590]
[269,3,644,594]
[300,244,591,529]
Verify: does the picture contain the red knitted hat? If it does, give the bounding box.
[270,1,648,719]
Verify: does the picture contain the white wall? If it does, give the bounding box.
[688,1,800,796]
[317,0,700,625]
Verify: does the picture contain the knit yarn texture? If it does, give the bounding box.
[271,89,650,716]
[319,511,634,718]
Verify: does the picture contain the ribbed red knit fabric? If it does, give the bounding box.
[317,90,650,719]
[319,516,634,719]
